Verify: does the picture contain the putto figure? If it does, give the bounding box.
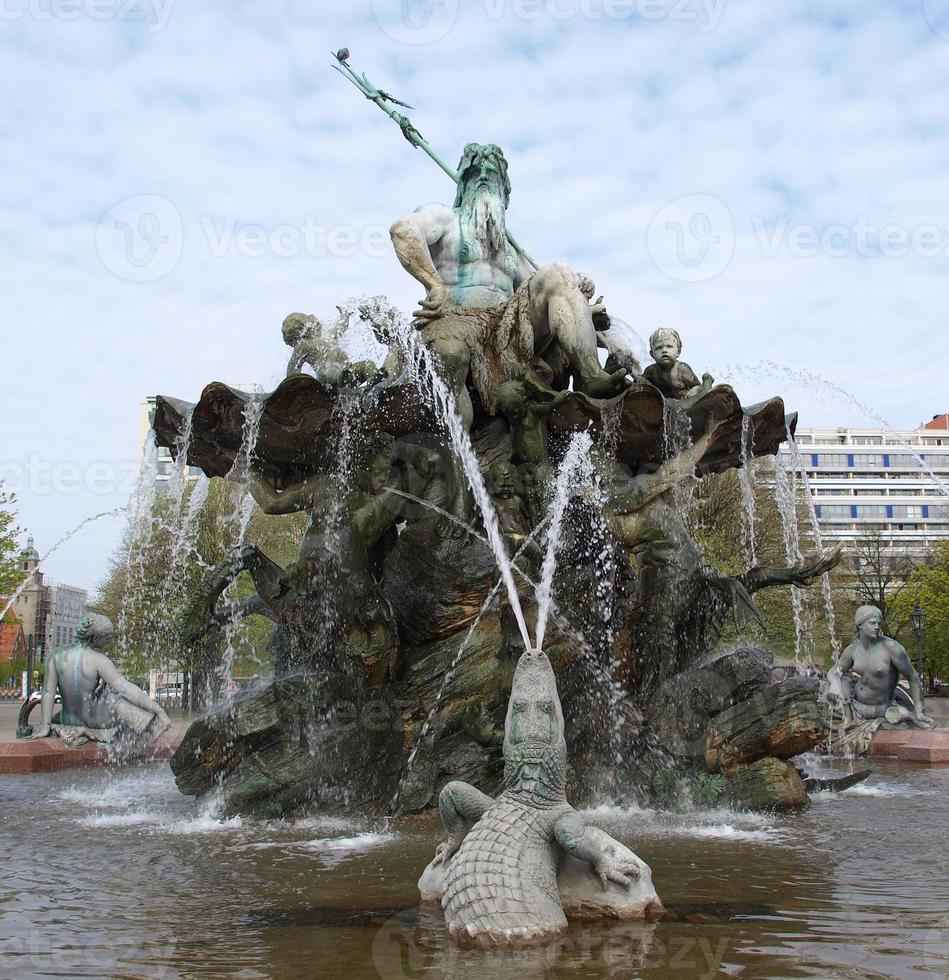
[282,311,379,385]
[390,143,632,426]
[418,648,662,947]
[643,328,712,401]
[24,615,172,746]
[832,605,935,731]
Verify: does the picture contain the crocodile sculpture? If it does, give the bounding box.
[419,648,662,947]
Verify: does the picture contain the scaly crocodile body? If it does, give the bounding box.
[430,650,646,947]
[442,794,572,944]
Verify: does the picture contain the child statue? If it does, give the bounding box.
[643,328,713,402]
[283,312,379,386]
[496,375,573,471]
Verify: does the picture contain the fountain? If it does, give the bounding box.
[4,46,949,980]
[148,125,842,850]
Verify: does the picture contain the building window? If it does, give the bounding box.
[818,454,848,467]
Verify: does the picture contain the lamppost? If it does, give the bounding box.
[911,600,927,693]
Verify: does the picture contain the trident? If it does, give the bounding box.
[331,48,539,270]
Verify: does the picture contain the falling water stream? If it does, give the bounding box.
[535,431,594,652]
[738,414,758,565]
[217,395,265,685]
[0,508,128,625]
[785,426,840,657]
[772,451,810,662]
[396,314,533,651]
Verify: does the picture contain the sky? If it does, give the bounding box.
[2,0,949,592]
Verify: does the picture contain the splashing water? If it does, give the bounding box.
[739,415,758,566]
[149,411,202,683]
[717,361,948,496]
[388,309,533,651]
[116,431,160,660]
[662,399,696,516]
[390,518,550,812]
[785,427,840,657]
[535,430,595,652]
[217,395,266,689]
[0,508,128,625]
[772,451,810,662]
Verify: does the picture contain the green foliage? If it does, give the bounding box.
[686,463,841,664]
[93,478,307,681]
[891,542,949,681]
[0,484,24,598]
[691,772,726,806]
[650,767,683,806]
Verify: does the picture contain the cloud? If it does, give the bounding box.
[1,0,947,589]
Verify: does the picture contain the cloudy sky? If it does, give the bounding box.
[2,0,948,591]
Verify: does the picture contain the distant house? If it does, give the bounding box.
[0,620,27,663]
[2,536,87,661]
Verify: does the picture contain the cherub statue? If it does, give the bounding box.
[486,459,532,553]
[283,312,379,385]
[642,328,712,402]
[23,615,172,746]
[356,296,407,382]
[496,375,572,471]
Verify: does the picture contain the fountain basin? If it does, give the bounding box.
[0,735,180,774]
[869,729,949,763]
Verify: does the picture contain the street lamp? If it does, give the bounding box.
[911,600,927,693]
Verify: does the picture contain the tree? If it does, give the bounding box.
[846,530,916,637]
[686,461,833,663]
[0,483,23,598]
[891,542,949,682]
[93,476,307,689]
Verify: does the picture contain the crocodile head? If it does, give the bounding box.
[502,649,567,802]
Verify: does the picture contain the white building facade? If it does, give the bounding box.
[781,415,949,553]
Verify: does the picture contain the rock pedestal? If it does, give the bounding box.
[705,677,828,772]
[720,756,808,809]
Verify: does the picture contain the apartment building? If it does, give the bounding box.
[780,414,949,553]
